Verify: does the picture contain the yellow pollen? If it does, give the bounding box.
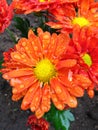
[72,17,90,27]
[39,0,50,2]
[82,53,92,67]
[34,59,56,83]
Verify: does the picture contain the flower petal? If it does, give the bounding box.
[35,107,45,119]
[12,76,36,94]
[69,86,84,97]
[16,38,38,64]
[21,82,39,110]
[28,29,43,59]
[51,86,65,110]
[30,87,42,112]
[87,89,94,98]
[67,96,78,108]
[51,78,70,103]
[73,74,92,89]
[41,84,51,112]
[37,28,51,55]
[3,68,33,79]
[56,59,77,69]
[11,51,34,67]
[55,33,69,57]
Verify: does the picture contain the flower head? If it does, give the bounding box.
[62,26,98,98]
[12,0,78,14]
[27,114,49,130]
[0,0,13,33]
[1,28,93,118]
[47,0,98,33]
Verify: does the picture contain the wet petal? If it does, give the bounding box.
[67,96,78,108]
[30,87,42,112]
[56,59,77,69]
[35,107,45,119]
[3,68,33,79]
[50,78,70,103]
[69,86,84,97]
[21,82,39,110]
[28,29,43,59]
[41,84,51,112]
[12,76,36,94]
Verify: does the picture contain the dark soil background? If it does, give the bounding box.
[0,0,98,130]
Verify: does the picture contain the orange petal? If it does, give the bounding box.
[10,75,33,86]
[35,107,45,119]
[38,28,51,53]
[58,70,71,86]
[87,89,94,98]
[12,88,27,101]
[51,78,70,103]
[69,86,84,97]
[74,74,92,89]
[79,0,90,15]
[67,96,78,108]
[46,22,63,29]
[10,78,22,86]
[55,33,69,57]
[21,82,39,110]
[28,29,43,59]
[3,68,33,79]
[11,51,35,67]
[41,84,51,112]
[16,38,37,64]
[12,93,23,101]
[56,59,77,69]
[12,76,36,94]
[30,87,42,112]
[51,88,65,110]
[46,33,57,60]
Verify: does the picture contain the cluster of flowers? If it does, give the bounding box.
[0,0,98,129]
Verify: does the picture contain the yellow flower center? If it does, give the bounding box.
[39,0,50,2]
[82,53,92,67]
[72,17,90,27]
[34,59,56,83]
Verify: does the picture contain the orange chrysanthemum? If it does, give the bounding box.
[0,0,13,33]
[12,0,78,14]
[1,28,92,118]
[47,0,98,32]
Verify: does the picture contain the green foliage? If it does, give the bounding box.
[13,16,31,38]
[6,28,17,43]
[0,58,3,73]
[33,11,59,34]
[44,104,75,130]
[13,14,58,38]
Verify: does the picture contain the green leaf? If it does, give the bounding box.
[6,28,17,43]
[13,16,31,38]
[44,104,75,130]
[0,58,3,70]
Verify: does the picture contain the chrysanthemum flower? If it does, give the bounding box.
[62,25,98,98]
[27,114,49,130]
[47,0,98,33]
[0,0,13,33]
[12,0,78,14]
[1,28,92,118]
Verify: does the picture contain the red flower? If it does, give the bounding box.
[47,0,98,33]
[12,0,78,14]
[0,0,13,33]
[62,25,98,98]
[27,114,49,130]
[1,28,93,118]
